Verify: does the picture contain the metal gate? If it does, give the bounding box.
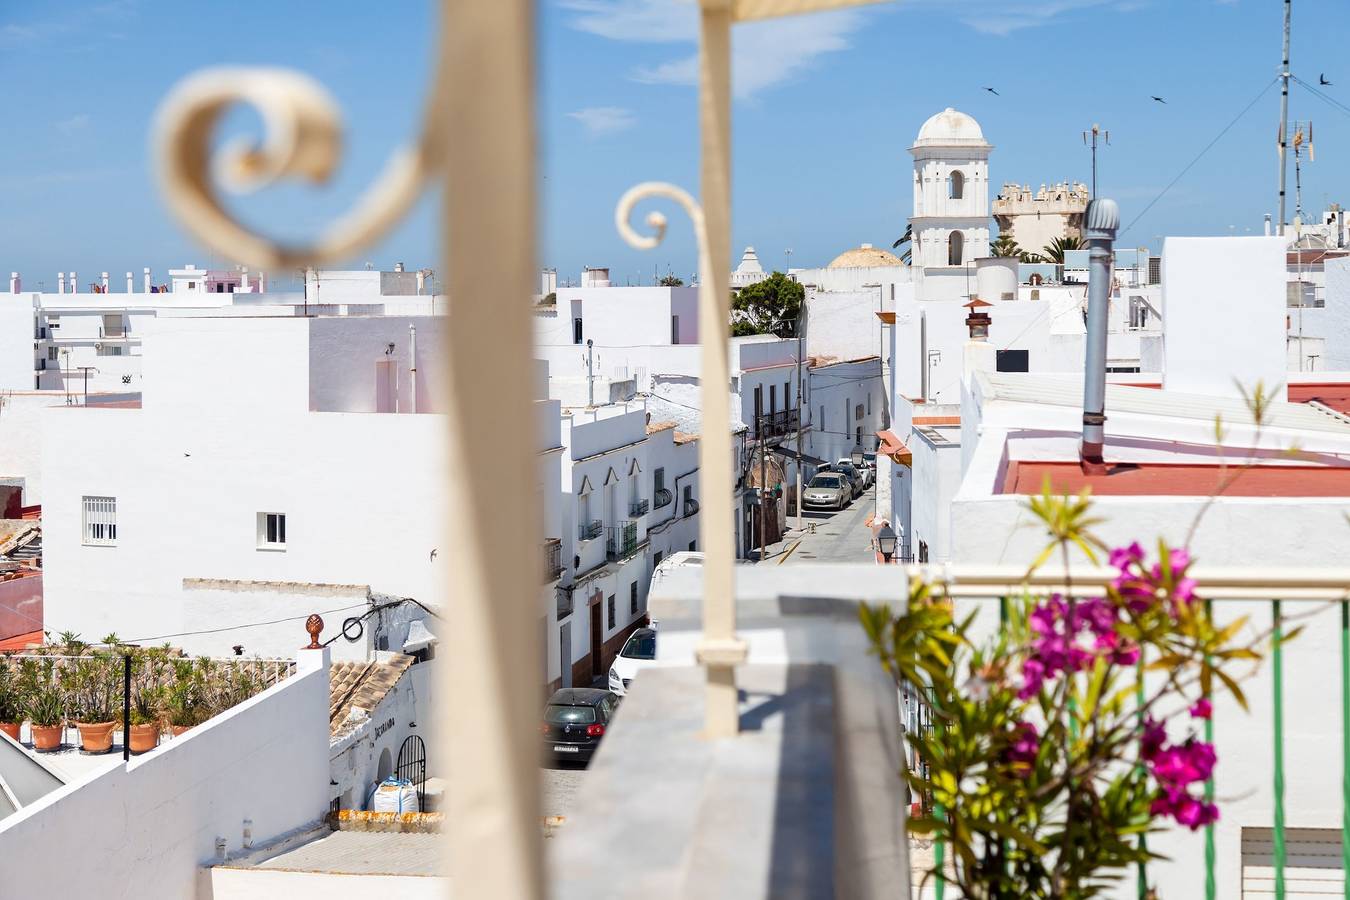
[396,734,427,811]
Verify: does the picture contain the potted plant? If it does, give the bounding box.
[0,664,22,742]
[164,676,205,736]
[26,682,65,752]
[128,686,163,754]
[69,654,118,753]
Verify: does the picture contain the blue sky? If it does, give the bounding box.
[2,0,1348,287]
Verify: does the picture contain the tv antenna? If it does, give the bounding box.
[1082,124,1109,197]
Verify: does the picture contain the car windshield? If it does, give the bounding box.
[545,704,597,724]
[620,631,657,660]
[809,475,842,488]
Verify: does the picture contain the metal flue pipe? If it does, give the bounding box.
[1080,197,1119,468]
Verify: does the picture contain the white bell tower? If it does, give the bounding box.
[909,108,992,273]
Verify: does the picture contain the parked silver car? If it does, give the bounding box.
[802,473,850,511]
[838,458,872,491]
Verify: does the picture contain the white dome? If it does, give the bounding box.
[913,107,989,149]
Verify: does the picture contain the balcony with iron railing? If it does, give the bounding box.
[578,519,602,542]
[756,408,800,441]
[629,498,649,518]
[542,537,562,583]
[606,522,638,562]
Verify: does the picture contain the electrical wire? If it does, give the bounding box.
[1292,75,1350,119]
[1120,76,1280,239]
[119,603,369,645]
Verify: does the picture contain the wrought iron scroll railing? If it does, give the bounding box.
[905,564,1350,900]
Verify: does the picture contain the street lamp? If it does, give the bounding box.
[877,524,897,563]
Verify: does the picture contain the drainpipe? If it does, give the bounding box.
[1080,198,1120,471]
[408,323,418,413]
[586,339,595,407]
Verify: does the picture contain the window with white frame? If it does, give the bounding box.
[257,512,287,549]
[82,496,117,545]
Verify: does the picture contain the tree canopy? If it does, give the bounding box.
[731,271,803,337]
[658,274,685,287]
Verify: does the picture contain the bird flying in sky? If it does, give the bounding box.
[983,86,999,96]
[1321,73,1334,86]
[1150,96,1167,104]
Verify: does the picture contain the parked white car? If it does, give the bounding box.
[838,458,872,490]
[608,626,658,696]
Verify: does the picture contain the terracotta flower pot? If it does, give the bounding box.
[128,724,159,754]
[0,722,19,742]
[171,725,191,737]
[76,721,116,753]
[31,723,63,752]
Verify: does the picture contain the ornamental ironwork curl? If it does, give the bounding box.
[153,65,446,270]
[614,182,713,297]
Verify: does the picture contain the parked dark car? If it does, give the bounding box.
[542,688,619,764]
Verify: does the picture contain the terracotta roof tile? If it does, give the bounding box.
[329,654,415,737]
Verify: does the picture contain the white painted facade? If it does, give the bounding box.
[41,315,450,656]
[1162,236,1287,398]
[0,267,445,394]
[551,405,656,688]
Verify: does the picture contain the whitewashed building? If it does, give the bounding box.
[41,314,448,658]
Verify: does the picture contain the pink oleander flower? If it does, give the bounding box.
[1151,739,1216,787]
[1005,721,1040,770]
[1190,698,1212,720]
[1150,786,1219,830]
[1140,718,1167,760]
[1109,542,1145,569]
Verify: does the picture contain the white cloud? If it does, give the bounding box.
[561,1,867,100]
[55,113,91,136]
[559,0,696,43]
[893,0,1129,35]
[568,106,638,136]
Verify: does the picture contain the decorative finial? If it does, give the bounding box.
[304,614,324,649]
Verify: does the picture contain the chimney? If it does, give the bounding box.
[101,272,109,293]
[961,298,996,380]
[9,273,19,294]
[58,272,66,294]
[258,271,267,293]
[1080,198,1120,471]
[1264,213,1273,237]
[394,262,405,273]
[125,272,133,293]
[69,272,77,294]
[240,266,250,293]
[143,268,151,293]
[416,269,426,294]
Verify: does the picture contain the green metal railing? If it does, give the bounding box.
[907,572,1350,900]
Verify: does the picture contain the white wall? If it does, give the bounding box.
[805,289,889,363]
[0,649,330,897]
[1162,237,1286,398]
[808,358,885,463]
[909,427,961,563]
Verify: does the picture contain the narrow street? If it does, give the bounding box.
[759,485,879,566]
[541,486,879,823]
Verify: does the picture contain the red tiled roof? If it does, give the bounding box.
[1003,461,1350,497]
[1289,383,1350,415]
[876,430,912,465]
[913,416,961,426]
[0,630,42,652]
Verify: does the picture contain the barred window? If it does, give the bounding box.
[82,496,117,546]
